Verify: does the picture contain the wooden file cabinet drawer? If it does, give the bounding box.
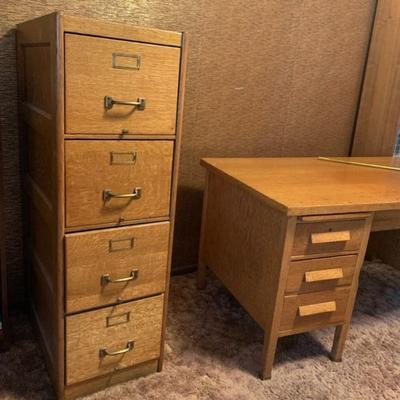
[279,288,350,334]
[65,34,180,135]
[65,222,170,313]
[66,294,164,385]
[65,140,173,229]
[292,219,366,258]
[285,255,357,294]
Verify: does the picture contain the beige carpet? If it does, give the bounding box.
[0,261,399,399]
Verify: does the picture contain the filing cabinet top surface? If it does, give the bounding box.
[18,12,183,47]
[200,157,400,216]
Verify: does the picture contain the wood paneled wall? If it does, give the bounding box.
[350,0,400,270]
[0,1,376,304]
[352,0,400,156]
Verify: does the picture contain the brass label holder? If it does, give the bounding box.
[110,151,137,165]
[109,237,134,252]
[112,52,141,70]
[106,311,131,327]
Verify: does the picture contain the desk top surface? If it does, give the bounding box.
[201,157,400,216]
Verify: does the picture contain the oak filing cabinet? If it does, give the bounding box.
[17,13,187,399]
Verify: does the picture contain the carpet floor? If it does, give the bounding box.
[0,261,399,400]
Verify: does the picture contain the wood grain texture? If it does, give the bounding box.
[372,210,400,231]
[367,210,400,269]
[66,295,164,385]
[310,230,350,244]
[0,122,8,349]
[293,219,365,257]
[158,33,188,372]
[198,169,298,379]
[285,255,357,294]
[65,34,180,135]
[279,288,349,335]
[367,229,400,270]
[64,360,158,400]
[201,172,291,328]
[201,157,400,216]
[200,158,376,378]
[17,12,65,396]
[298,301,337,317]
[352,0,400,156]
[330,213,373,361]
[1,2,376,295]
[355,77,400,269]
[65,140,173,228]
[63,14,182,46]
[305,268,344,282]
[16,14,187,398]
[66,222,170,313]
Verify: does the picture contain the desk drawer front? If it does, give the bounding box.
[279,288,349,334]
[292,219,366,258]
[65,140,173,229]
[286,255,357,294]
[66,295,164,384]
[65,34,181,135]
[66,222,170,313]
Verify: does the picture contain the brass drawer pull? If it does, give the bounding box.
[311,230,350,244]
[298,301,336,317]
[304,268,344,283]
[104,95,145,110]
[101,269,139,285]
[103,187,142,202]
[99,340,134,358]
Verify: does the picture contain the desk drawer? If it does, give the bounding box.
[65,34,180,135]
[292,219,366,258]
[279,288,350,334]
[66,222,169,313]
[66,295,164,384]
[65,140,173,229]
[285,255,357,294]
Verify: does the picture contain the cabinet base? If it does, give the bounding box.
[64,359,159,400]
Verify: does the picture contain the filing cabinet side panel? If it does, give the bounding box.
[16,12,65,398]
[158,32,188,371]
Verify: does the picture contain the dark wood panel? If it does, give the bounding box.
[17,12,65,397]
[22,45,52,114]
[0,117,8,350]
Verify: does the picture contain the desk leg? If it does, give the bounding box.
[331,323,349,362]
[197,172,210,290]
[261,330,279,380]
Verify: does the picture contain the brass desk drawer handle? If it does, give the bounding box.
[104,95,146,110]
[304,268,344,283]
[298,301,336,317]
[310,230,351,244]
[101,269,139,286]
[103,187,142,202]
[99,340,134,358]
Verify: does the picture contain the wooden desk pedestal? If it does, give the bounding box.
[198,161,375,379]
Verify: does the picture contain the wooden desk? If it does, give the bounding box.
[198,157,400,379]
